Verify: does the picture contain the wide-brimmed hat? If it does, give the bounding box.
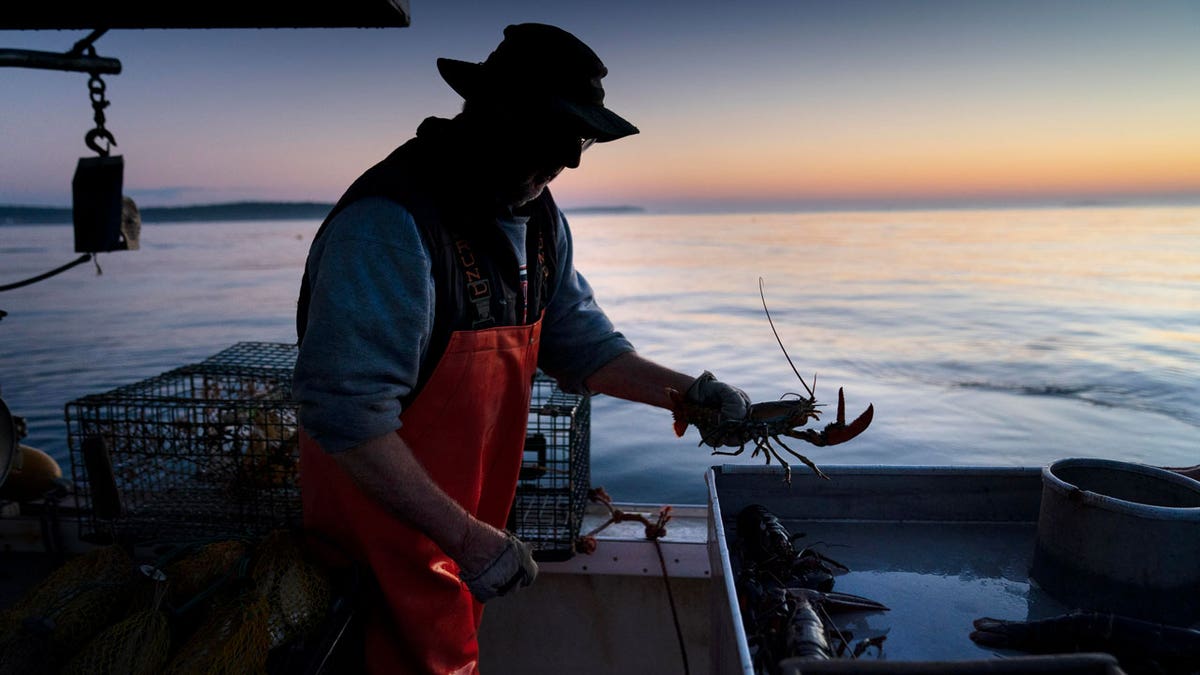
[437,23,639,143]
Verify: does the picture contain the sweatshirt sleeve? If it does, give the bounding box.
[537,209,635,394]
[293,197,434,453]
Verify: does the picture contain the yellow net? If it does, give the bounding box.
[0,630,51,675]
[60,563,173,675]
[163,539,250,608]
[1,530,334,674]
[1,545,132,628]
[162,529,333,673]
[60,607,171,675]
[251,530,332,649]
[0,545,135,671]
[163,588,273,675]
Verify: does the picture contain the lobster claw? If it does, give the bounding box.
[784,388,873,448]
[787,588,890,613]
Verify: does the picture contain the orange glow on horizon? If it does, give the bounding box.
[557,123,1200,207]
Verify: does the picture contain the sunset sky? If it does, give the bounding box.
[2,0,1198,212]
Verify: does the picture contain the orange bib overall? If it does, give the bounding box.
[300,319,542,674]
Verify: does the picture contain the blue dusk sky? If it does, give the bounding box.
[2,0,1198,212]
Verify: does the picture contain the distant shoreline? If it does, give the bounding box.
[4,197,1198,225]
[0,201,647,225]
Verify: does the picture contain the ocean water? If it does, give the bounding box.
[1,206,1197,504]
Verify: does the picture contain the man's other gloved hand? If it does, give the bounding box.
[685,371,751,448]
[458,530,538,603]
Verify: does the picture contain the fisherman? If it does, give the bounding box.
[293,23,749,674]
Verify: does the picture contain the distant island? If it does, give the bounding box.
[561,205,645,214]
[0,201,645,225]
[0,201,332,225]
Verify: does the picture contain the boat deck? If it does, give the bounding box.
[1,499,717,675]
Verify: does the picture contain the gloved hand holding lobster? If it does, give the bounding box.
[665,279,875,484]
[684,371,751,438]
[669,367,874,483]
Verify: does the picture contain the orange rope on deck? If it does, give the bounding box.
[576,487,690,675]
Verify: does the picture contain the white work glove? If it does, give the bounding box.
[685,371,751,447]
[459,531,538,603]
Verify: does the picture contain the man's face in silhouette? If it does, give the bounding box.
[488,112,595,207]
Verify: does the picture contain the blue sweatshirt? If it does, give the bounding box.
[294,196,634,454]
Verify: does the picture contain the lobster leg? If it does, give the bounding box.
[772,435,831,481]
[712,438,782,479]
[709,442,748,457]
[756,438,775,465]
[784,388,874,448]
[765,437,805,485]
[747,437,792,484]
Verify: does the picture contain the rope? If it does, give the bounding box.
[577,487,690,675]
[0,253,92,292]
[651,535,690,675]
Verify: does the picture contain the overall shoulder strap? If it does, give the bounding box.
[525,190,560,318]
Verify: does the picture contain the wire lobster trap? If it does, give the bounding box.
[66,342,301,544]
[511,373,591,562]
[66,343,592,560]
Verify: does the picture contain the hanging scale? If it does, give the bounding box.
[73,32,138,255]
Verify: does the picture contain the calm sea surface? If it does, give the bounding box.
[1,206,1197,504]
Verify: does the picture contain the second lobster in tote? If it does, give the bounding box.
[667,279,874,483]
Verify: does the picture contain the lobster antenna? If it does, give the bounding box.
[759,277,814,398]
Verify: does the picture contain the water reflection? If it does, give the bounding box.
[1,206,1197,503]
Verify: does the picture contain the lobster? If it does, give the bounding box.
[741,585,888,672]
[667,279,874,483]
[736,504,889,672]
[736,503,847,592]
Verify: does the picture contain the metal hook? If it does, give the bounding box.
[85,127,117,157]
